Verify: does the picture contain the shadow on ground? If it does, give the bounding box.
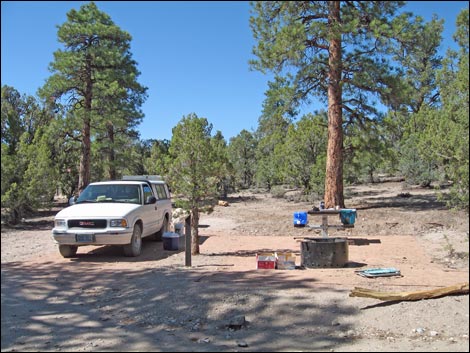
[354,194,447,212]
[2,258,359,352]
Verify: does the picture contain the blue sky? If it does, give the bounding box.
[1,1,467,142]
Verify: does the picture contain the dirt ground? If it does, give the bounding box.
[1,181,469,352]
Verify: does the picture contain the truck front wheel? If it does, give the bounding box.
[123,224,142,257]
[59,245,78,258]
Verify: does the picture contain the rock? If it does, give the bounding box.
[415,328,426,334]
[236,340,248,347]
[226,315,246,330]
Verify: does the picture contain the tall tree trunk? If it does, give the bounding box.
[106,121,116,180]
[78,115,91,193]
[191,207,200,255]
[324,0,345,209]
[78,56,93,194]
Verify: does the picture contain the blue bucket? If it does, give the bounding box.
[293,212,308,227]
[339,209,356,225]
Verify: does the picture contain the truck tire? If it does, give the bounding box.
[123,224,142,257]
[59,245,78,258]
[152,215,169,242]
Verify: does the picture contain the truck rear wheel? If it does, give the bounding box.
[152,215,169,242]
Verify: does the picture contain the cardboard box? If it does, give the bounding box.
[277,252,296,270]
[256,252,276,269]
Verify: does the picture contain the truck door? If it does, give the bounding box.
[142,184,160,235]
[154,184,170,228]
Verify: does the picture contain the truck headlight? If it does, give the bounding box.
[54,219,67,229]
[110,219,128,227]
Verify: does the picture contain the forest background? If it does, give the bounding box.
[1,1,469,225]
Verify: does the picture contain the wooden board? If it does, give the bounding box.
[349,282,469,301]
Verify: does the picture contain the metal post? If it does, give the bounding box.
[321,214,329,237]
[185,215,191,267]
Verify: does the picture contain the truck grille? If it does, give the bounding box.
[68,219,107,229]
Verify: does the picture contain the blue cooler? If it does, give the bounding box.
[339,209,357,225]
[293,212,308,227]
[163,232,185,251]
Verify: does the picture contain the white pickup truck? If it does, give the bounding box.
[52,176,172,258]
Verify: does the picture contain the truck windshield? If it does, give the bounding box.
[76,184,141,204]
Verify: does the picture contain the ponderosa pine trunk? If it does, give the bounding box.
[106,121,116,180]
[78,59,92,194]
[325,0,345,209]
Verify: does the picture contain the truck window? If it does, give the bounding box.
[143,185,153,204]
[156,184,168,199]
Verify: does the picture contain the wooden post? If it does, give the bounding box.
[185,215,191,267]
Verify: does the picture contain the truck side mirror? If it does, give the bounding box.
[146,196,157,204]
[69,196,77,206]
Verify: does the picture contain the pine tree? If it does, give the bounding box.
[228,130,257,189]
[282,113,328,192]
[168,114,218,255]
[433,9,469,209]
[1,86,57,223]
[255,77,294,189]
[250,1,419,207]
[39,2,147,192]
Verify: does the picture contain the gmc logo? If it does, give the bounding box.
[79,221,94,226]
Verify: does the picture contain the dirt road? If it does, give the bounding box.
[1,182,469,352]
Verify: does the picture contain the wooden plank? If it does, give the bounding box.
[349,282,469,301]
[308,210,341,215]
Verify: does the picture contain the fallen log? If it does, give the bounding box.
[349,282,469,302]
